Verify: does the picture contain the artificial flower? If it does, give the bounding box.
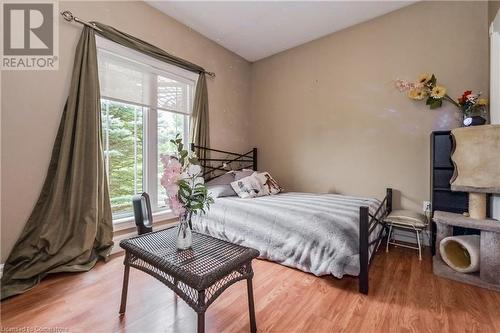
[417,73,432,84]
[187,164,202,177]
[168,196,186,215]
[395,79,415,92]
[414,82,425,89]
[159,155,182,188]
[407,88,426,100]
[194,177,205,186]
[165,162,182,179]
[458,90,473,104]
[161,170,179,187]
[466,94,478,103]
[397,74,486,115]
[165,157,182,174]
[165,184,179,197]
[160,134,214,220]
[430,85,446,99]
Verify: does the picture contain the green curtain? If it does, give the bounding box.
[1,27,113,299]
[1,21,211,300]
[91,22,210,157]
[190,73,210,161]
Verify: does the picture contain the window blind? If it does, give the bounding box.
[97,49,192,115]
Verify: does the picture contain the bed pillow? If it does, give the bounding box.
[206,172,235,186]
[230,173,268,198]
[207,184,237,198]
[232,169,255,181]
[255,172,282,195]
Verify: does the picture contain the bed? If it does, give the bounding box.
[191,144,392,294]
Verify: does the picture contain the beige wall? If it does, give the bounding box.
[0,1,252,262]
[250,1,489,211]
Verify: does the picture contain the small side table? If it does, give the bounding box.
[119,227,260,333]
[433,211,500,291]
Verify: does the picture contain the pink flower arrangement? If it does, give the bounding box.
[160,134,214,219]
[395,79,420,93]
[168,195,186,216]
[161,156,185,215]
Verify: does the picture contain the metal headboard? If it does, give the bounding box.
[191,144,257,182]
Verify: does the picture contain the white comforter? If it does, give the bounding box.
[192,192,382,278]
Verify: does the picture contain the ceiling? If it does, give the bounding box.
[147,1,415,62]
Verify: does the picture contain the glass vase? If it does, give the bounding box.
[177,211,192,250]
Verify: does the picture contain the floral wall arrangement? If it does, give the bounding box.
[395,74,488,126]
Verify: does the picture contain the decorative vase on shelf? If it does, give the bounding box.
[462,115,487,127]
[177,211,192,250]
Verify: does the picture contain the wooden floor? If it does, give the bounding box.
[1,247,499,333]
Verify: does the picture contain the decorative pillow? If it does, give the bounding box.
[232,169,255,181]
[207,184,237,198]
[206,172,235,186]
[231,173,268,198]
[255,172,282,195]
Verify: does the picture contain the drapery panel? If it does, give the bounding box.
[1,27,113,299]
[190,72,210,161]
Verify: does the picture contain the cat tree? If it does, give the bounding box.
[433,125,500,291]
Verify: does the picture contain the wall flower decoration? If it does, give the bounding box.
[431,85,446,99]
[395,74,455,109]
[395,73,488,126]
[418,73,432,84]
[408,88,426,100]
[478,98,488,106]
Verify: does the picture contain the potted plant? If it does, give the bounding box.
[161,134,213,250]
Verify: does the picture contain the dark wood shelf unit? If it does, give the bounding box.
[430,131,474,255]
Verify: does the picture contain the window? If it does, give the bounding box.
[96,37,197,221]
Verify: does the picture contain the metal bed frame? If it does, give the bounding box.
[191,144,392,294]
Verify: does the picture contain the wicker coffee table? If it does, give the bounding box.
[119,227,260,333]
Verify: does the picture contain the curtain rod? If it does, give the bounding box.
[61,11,102,32]
[60,10,216,78]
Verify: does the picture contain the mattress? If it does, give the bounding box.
[192,192,382,278]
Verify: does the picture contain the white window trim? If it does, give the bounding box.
[113,209,178,232]
[96,36,197,225]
